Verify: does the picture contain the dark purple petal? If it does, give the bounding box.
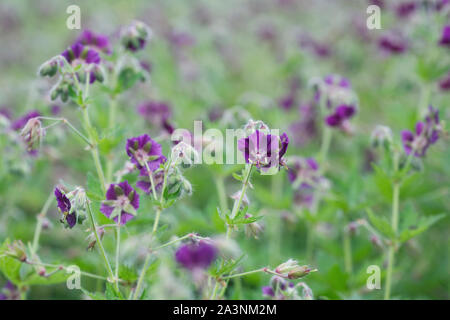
[262,286,275,297]
[279,132,289,159]
[175,241,217,270]
[325,113,341,127]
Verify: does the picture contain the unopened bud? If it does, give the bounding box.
[371,125,393,148]
[39,59,58,77]
[287,265,313,279]
[244,214,264,239]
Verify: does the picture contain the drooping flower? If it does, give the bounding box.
[54,187,77,228]
[401,106,442,157]
[237,130,289,171]
[100,181,139,225]
[61,43,101,83]
[20,117,44,154]
[75,29,111,54]
[126,134,166,173]
[175,241,217,271]
[11,110,41,131]
[439,25,450,47]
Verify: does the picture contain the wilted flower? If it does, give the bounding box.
[61,43,101,83]
[121,21,152,52]
[20,117,44,154]
[371,125,393,147]
[244,213,264,239]
[54,187,77,229]
[401,106,442,157]
[75,29,111,54]
[100,181,140,225]
[126,134,166,172]
[275,259,316,279]
[6,240,27,262]
[439,25,450,47]
[175,241,217,271]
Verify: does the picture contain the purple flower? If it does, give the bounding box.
[439,25,450,47]
[137,101,174,134]
[436,0,450,11]
[395,2,417,18]
[238,130,288,171]
[288,103,318,147]
[100,181,139,225]
[0,281,19,300]
[126,134,166,173]
[325,104,357,129]
[0,107,12,120]
[54,187,77,229]
[61,43,101,83]
[378,33,407,55]
[262,286,275,297]
[75,29,111,54]
[401,106,442,157]
[11,110,40,131]
[175,241,217,271]
[439,73,450,91]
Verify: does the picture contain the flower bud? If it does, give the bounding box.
[287,265,313,279]
[39,58,58,77]
[371,125,393,148]
[6,240,27,262]
[92,64,105,83]
[275,259,298,275]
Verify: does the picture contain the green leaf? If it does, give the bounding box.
[399,214,445,243]
[115,67,142,93]
[367,208,395,239]
[232,172,243,182]
[82,289,106,300]
[22,267,69,286]
[86,172,104,201]
[0,239,22,285]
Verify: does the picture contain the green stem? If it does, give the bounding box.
[86,202,117,291]
[152,207,161,235]
[144,162,158,201]
[221,268,265,280]
[417,82,431,120]
[385,182,400,300]
[114,212,122,285]
[343,230,353,274]
[106,97,118,183]
[215,175,228,214]
[230,164,253,219]
[319,126,332,168]
[82,107,106,194]
[31,192,53,257]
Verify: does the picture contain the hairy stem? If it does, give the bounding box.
[31,192,54,257]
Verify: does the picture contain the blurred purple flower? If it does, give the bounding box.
[401,106,442,157]
[0,281,19,300]
[395,1,417,18]
[137,101,174,134]
[11,110,40,131]
[100,181,139,225]
[175,241,217,271]
[378,33,407,54]
[439,73,450,91]
[136,170,165,194]
[439,25,450,47]
[325,104,357,129]
[126,134,166,172]
[288,103,318,147]
[50,104,61,116]
[75,29,111,54]
[262,286,275,297]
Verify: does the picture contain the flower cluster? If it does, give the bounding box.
[61,43,102,83]
[401,106,443,157]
